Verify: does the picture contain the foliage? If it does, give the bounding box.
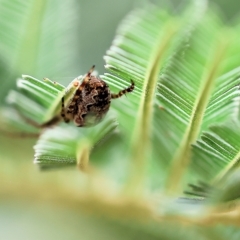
[2,0,240,239]
[0,0,80,103]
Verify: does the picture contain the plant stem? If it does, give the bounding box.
[77,141,90,172]
[125,21,178,196]
[166,34,229,193]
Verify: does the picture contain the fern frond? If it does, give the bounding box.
[191,121,240,183]
[34,114,117,170]
[101,2,208,194]
[0,0,80,103]
[155,12,240,191]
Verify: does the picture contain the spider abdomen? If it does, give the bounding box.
[74,77,111,127]
[61,66,134,128]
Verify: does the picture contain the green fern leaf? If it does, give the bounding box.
[34,114,117,170]
[0,0,80,103]
[155,13,240,192]
[100,2,208,194]
[191,121,240,183]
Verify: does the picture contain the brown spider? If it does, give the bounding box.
[13,65,134,131]
[59,65,135,127]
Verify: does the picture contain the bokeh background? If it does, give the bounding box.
[0,0,239,239]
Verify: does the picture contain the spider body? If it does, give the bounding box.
[60,65,134,127]
[66,76,111,127]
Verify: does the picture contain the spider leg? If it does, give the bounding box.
[41,116,61,127]
[0,129,40,138]
[111,80,135,99]
[66,89,82,115]
[1,102,66,138]
[0,115,60,138]
[12,109,60,128]
[61,97,70,123]
[79,65,95,91]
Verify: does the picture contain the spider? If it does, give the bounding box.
[60,65,134,127]
[7,65,134,133]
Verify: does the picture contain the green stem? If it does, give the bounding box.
[166,35,229,193]
[125,21,178,195]
[76,141,91,172]
[213,151,240,185]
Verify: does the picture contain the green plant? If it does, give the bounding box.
[2,0,240,239]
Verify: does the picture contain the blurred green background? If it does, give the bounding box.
[0,0,239,239]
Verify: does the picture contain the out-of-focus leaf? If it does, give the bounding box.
[190,121,240,183]
[34,114,118,169]
[5,75,65,123]
[0,0,80,103]
[154,13,240,191]
[101,1,209,193]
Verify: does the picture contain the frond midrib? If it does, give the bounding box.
[166,32,230,193]
[125,20,179,195]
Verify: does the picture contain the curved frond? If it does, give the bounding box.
[190,121,240,183]
[154,12,240,191]
[5,75,65,126]
[34,114,117,170]
[0,0,80,103]
[102,2,208,194]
